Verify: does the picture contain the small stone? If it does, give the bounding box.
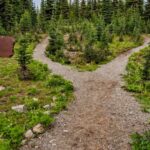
[43,104,50,110]
[25,129,34,139]
[35,146,39,149]
[33,124,44,134]
[63,130,69,133]
[21,139,27,145]
[51,103,56,107]
[52,143,56,146]
[52,96,57,101]
[43,111,50,115]
[33,98,39,102]
[49,139,56,143]
[0,86,5,91]
[129,111,133,115]
[12,105,27,113]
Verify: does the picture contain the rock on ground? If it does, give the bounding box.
[0,86,5,91]
[25,130,34,139]
[33,124,45,134]
[12,105,27,113]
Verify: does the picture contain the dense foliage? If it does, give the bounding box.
[45,15,143,71]
[131,131,150,150]
[0,0,37,34]
[1,0,150,35]
[125,46,150,112]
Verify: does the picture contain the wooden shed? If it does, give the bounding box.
[0,36,15,57]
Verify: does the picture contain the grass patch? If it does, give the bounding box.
[0,52,73,148]
[131,132,150,150]
[124,46,150,112]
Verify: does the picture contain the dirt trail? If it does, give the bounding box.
[21,37,150,150]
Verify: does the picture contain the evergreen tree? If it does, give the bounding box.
[138,0,144,15]
[143,48,150,80]
[144,0,150,20]
[3,0,14,30]
[16,36,32,80]
[102,0,112,24]
[86,0,93,18]
[45,0,55,20]
[20,10,32,32]
[92,0,98,15]
[80,0,86,18]
[21,0,32,10]
[31,3,37,28]
[118,0,125,12]
[61,0,70,19]
[112,0,119,14]
[73,0,80,18]
[39,0,46,30]
[126,0,144,14]
[96,16,105,41]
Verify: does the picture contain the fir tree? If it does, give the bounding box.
[45,0,55,20]
[20,10,32,32]
[16,36,32,80]
[144,0,150,20]
[80,0,86,18]
[61,0,70,19]
[143,48,150,80]
[73,0,80,18]
[112,0,119,14]
[102,0,112,24]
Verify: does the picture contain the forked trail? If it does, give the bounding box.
[21,37,150,150]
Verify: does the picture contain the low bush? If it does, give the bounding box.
[131,132,150,150]
[124,46,150,112]
[125,46,150,149]
[28,61,50,81]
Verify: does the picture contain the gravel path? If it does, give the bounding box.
[21,37,150,150]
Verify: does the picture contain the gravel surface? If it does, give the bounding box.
[21,37,150,150]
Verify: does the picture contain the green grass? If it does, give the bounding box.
[109,36,142,58]
[72,63,99,72]
[124,46,150,149]
[131,132,150,150]
[0,52,73,149]
[124,46,150,112]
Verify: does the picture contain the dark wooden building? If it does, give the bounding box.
[0,36,15,57]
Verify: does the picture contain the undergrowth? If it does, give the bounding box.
[124,46,150,149]
[0,36,73,149]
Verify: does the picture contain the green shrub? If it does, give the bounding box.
[46,75,67,87]
[47,30,64,55]
[0,139,11,150]
[27,87,39,96]
[131,132,150,150]
[28,61,50,81]
[143,47,150,80]
[84,42,109,64]
[0,114,25,149]
[125,46,150,111]
[25,98,40,110]
[27,110,54,127]
[16,36,32,80]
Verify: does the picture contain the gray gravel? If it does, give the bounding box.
[21,37,150,150]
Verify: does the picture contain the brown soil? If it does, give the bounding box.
[21,37,150,150]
